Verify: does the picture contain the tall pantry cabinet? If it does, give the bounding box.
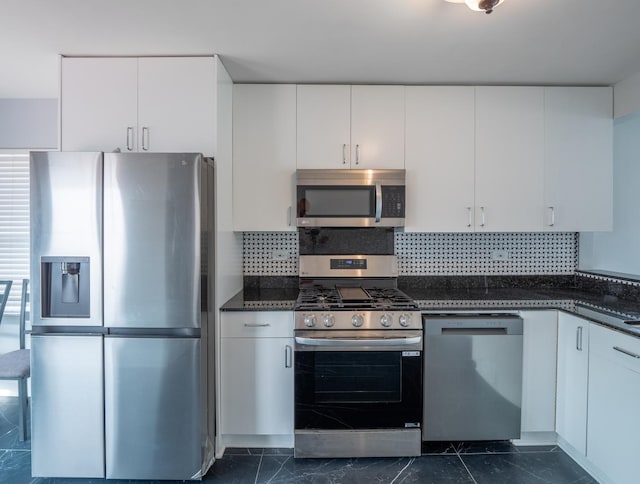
[60,56,216,156]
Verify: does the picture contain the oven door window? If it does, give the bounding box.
[297,186,375,218]
[295,350,422,430]
[314,352,401,403]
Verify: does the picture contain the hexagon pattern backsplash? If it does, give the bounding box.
[243,232,577,276]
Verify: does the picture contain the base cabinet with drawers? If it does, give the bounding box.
[586,323,640,484]
[219,311,294,446]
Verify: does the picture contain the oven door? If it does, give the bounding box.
[294,330,422,431]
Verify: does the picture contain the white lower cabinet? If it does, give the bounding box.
[518,311,558,440]
[220,311,294,441]
[587,323,640,484]
[555,312,589,455]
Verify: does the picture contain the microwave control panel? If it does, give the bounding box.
[381,186,405,218]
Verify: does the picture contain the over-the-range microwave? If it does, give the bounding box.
[296,169,406,228]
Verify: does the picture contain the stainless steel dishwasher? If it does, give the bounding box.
[422,313,523,441]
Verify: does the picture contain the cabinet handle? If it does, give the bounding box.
[244,323,271,328]
[467,207,472,228]
[480,207,486,227]
[548,206,555,227]
[613,346,640,359]
[141,126,149,151]
[285,344,293,368]
[126,127,134,151]
[342,144,347,165]
[576,326,583,351]
[355,144,360,165]
[288,206,292,226]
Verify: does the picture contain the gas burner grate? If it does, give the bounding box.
[295,286,419,312]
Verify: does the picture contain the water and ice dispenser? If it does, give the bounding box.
[41,256,90,318]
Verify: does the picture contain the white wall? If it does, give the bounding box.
[0,98,57,148]
[614,71,640,119]
[579,111,640,275]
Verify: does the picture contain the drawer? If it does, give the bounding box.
[221,311,294,338]
[590,323,640,374]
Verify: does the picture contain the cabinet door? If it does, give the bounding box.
[519,310,557,433]
[475,87,544,231]
[220,337,294,435]
[61,57,137,152]
[351,86,405,169]
[405,86,475,232]
[587,324,640,484]
[297,85,351,169]
[233,84,297,231]
[555,312,589,455]
[544,87,613,231]
[138,57,216,156]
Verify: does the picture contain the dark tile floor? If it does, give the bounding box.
[0,397,597,484]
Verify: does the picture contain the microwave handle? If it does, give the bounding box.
[375,182,382,223]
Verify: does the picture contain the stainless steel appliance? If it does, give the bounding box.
[30,151,214,480]
[296,169,406,228]
[422,313,524,441]
[294,254,423,458]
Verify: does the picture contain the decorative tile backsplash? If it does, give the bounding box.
[396,232,577,275]
[244,232,299,275]
[243,232,577,276]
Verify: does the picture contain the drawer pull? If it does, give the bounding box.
[613,346,640,359]
[244,323,271,328]
[576,326,583,351]
[285,344,293,368]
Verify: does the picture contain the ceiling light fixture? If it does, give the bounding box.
[445,0,505,14]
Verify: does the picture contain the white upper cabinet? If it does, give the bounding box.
[475,86,545,232]
[350,86,405,169]
[404,86,475,232]
[61,57,138,152]
[233,84,297,232]
[544,87,613,232]
[296,85,405,169]
[137,57,216,156]
[61,56,216,156]
[296,85,351,169]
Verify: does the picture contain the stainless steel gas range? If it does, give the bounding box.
[293,253,423,459]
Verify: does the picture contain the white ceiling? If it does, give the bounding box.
[3,0,640,98]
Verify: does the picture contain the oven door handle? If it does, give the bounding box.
[295,336,422,347]
[375,182,382,223]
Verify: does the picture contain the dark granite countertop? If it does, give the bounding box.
[220,288,299,311]
[220,275,640,338]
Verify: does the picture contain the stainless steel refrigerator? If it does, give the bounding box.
[30,151,215,480]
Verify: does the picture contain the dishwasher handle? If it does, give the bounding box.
[424,315,524,336]
[441,327,508,336]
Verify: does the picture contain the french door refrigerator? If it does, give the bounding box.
[30,151,215,480]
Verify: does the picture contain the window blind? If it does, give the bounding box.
[0,153,29,314]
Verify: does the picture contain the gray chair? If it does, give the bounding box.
[0,280,11,322]
[0,279,30,440]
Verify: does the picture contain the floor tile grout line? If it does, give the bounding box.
[254,452,264,484]
[456,449,479,484]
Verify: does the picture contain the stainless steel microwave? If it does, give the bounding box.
[296,169,406,227]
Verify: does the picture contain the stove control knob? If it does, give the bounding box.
[322,314,335,327]
[398,313,412,327]
[303,314,316,328]
[380,313,393,327]
[352,314,364,327]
